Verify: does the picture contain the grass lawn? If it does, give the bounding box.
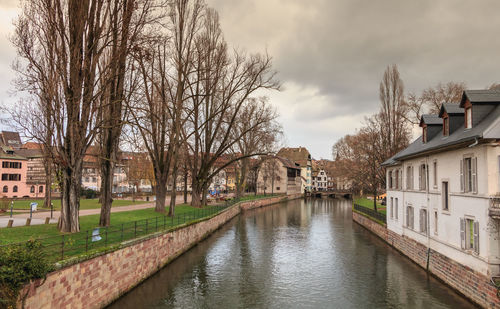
[9,198,146,210]
[1,194,279,262]
[0,204,217,244]
[239,193,282,201]
[354,197,386,215]
[0,204,224,262]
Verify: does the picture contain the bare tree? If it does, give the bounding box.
[405,81,466,124]
[185,8,280,207]
[229,98,281,198]
[379,64,410,158]
[129,0,203,214]
[96,0,156,226]
[12,0,119,232]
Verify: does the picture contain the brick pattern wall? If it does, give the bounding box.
[21,195,301,309]
[353,211,500,308]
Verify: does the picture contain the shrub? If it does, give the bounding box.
[0,240,53,308]
[0,197,11,212]
[80,187,97,199]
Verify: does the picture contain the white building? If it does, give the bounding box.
[277,147,312,193]
[383,90,500,278]
[312,169,329,191]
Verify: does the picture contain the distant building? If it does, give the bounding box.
[0,146,29,198]
[257,156,301,195]
[277,147,312,192]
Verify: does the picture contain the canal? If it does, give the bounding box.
[109,198,475,309]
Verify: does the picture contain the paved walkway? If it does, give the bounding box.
[0,195,191,228]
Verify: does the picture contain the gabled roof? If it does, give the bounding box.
[460,89,500,107]
[419,114,442,127]
[276,156,300,170]
[383,99,500,165]
[439,103,464,117]
[277,147,311,167]
[0,131,22,149]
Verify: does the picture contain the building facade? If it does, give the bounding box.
[277,147,312,193]
[257,156,301,195]
[384,90,500,278]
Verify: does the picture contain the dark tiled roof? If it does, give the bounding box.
[461,89,500,107]
[420,114,442,126]
[277,147,311,167]
[276,156,300,169]
[15,148,43,158]
[382,103,500,166]
[439,103,464,117]
[0,131,22,149]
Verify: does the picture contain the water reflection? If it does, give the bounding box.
[109,198,475,309]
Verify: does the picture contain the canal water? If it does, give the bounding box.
[109,198,475,309]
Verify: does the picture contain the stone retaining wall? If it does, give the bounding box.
[353,211,500,308]
[20,194,302,309]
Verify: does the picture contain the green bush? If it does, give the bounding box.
[0,240,53,308]
[80,187,97,199]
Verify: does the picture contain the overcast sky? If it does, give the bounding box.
[2,0,500,159]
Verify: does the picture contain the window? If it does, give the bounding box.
[276,187,280,191]
[419,164,427,191]
[423,127,427,143]
[1,174,21,181]
[30,186,35,193]
[406,206,414,229]
[13,186,17,193]
[443,116,449,136]
[433,161,437,188]
[39,186,43,193]
[461,157,477,193]
[1,162,22,169]
[395,170,399,190]
[390,197,394,219]
[442,181,449,211]
[395,198,399,220]
[388,171,393,189]
[465,107,472,128]
[461,218,479,254]
[434,211,438,235]
[2,186,7,193]
[420,209,427,234]
[406,166,413,190]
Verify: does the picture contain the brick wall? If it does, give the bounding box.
[353,211,500,308]
[20,195,301,309]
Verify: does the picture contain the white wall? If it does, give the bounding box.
[386,143,500,276]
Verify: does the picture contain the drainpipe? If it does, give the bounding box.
[468,137,479,148]
[426,155,431,271]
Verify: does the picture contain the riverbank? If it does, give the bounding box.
[18,193,302,309]
[352,210,499,308]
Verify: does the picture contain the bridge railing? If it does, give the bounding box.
[353,203,387,224]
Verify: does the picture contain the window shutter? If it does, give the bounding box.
[460,159,464,192]
[411,166,414,189]
[406,207,409,227]
[419,210,423,232]
[399,170,402,190]
[474,221,479,254]
[460,218,465,249]
[418,166,422,190]
[472,157,477,194]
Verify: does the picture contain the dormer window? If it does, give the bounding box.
[422,126,427,143]
[465,107,472,128]
[443,116,449,136]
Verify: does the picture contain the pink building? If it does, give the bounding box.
[0,146,30,198]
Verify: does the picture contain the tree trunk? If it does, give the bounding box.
[169,168,178,216]
[373,189,378,213]
[201,183,208,206]
[191,181,202,207]
[59,166,81,233]
[155,179,167,212]
[183,164,188,204]
[99,159,114,226]
[43,162,52,209]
